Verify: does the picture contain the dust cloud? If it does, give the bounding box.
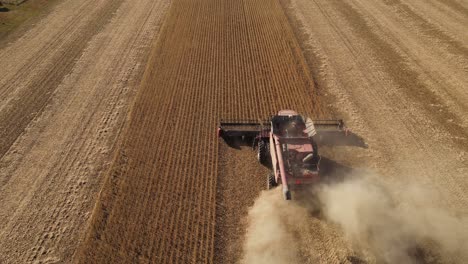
[241,189,310,264]
[319,176,468,263]
[242,175,468,264]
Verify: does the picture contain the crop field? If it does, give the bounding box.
[0,0,467,263]
[75,0,325,262]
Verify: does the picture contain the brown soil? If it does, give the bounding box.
[1,0,467,263]
[0,0,169,262]
[74,0,468,263]
[0,0,60,43]
[74,0,325,263]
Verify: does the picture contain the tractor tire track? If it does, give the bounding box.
[0,0,170,263]
[0,0,125,158]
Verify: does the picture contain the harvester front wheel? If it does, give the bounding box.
[267,173,277,190]
[258,139,271,167]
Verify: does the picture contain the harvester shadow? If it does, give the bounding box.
[316,131,368,148]
[293,157,358,217]
[0,2,8,12]
[293,160,369,264]
[318,156,360,183]
[408,246,441,264]
[222,136,254,150]
[345,256,367,264]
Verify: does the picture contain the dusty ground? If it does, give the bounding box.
[0,0,169,262]
[1,0,467,263]
[273,0,468,262]
[0,0,66,44]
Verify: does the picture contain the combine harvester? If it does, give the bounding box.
[218,110,347,200]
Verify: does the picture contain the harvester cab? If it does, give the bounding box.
[218,110,347,200]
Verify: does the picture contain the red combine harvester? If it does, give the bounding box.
[218,110,347,200]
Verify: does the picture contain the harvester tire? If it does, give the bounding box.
[258,139,271,167]
[267,173,277,190]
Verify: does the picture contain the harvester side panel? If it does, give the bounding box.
[218,120,270,138]
[269,133,278,183]
[313,119,346,131]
